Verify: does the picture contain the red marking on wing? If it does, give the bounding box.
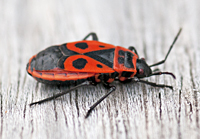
[63,55,115,73]
[66,40,116,53]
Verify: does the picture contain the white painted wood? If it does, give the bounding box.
[0,0,200,139]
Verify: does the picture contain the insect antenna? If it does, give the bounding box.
[149,28,182,67]
[150,72,176,79]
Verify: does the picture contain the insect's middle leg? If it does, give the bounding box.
[85,73,118,118]
[85,84,116,118]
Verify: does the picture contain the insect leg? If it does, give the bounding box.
[133,78,173,89]
[83,32,99,41]
[128,46,139,56]
[29,81,95,106]
[85,85,116,118]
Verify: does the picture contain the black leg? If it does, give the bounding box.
[85,85,116,118]
[132,77,173,89]
[128,46,139,56]
[29,81,95,106]
[83,32,99,41]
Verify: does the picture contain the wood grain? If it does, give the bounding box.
[0,0,200,139]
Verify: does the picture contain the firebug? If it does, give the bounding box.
[27,29,182,118]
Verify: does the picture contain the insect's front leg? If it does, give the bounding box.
[128,46,139,56]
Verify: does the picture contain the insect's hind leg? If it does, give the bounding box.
[29,81,95,106]
[83,32,99,41]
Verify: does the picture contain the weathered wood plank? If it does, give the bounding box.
[0,0,200,139]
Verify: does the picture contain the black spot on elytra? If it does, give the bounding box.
[97,64,103,68]
[99,45,105,48]
[73,58,88,69]
[118,50,125,56]
[75,43,88,49]
[118,57,124,64]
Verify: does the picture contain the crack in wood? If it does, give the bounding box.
[53,99,58,121]
[23,101,27,119]
[189,58,199,130]
[75,89,80,117]
[15,69,21,105]
[61,100,68,127]
[178,89,182,139]
[142,85,150,139]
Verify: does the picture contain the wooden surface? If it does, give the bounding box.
[0,0,200,139]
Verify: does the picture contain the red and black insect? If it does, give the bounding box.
[27,29,182,118]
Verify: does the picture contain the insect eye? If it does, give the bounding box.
[139,69,144,75]
[141,58,145,61]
